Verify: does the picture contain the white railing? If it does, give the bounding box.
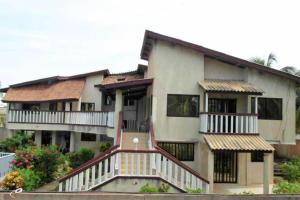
[7,110,115,128]
[0,152,15,178]
[59,150,209,193]
[199,112,258,134]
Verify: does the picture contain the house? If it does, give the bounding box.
[1,30,299,194]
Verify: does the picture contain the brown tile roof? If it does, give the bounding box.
[203,134,274,152]
[141,30,300,84]
[198,79,264,94]
[101,73,144,85]
[3,79,85,103]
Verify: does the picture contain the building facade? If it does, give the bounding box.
[1,30,299,194]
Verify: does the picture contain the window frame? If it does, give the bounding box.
[253,97,283,120]
[157,142,195,161]
[166,94,200,117]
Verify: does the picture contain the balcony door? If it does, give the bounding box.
[208,98,236,113]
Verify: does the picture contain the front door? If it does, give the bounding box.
[123,96,137,131]
[214,151,238,183]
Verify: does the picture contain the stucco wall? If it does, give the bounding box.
[80,74,103,110]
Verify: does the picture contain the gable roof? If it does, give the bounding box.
[140,30,300,84]
[0,69,109,93]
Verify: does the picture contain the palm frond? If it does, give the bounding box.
[281,66,297,74]
[249,57,265,65]
[266,52,277,67]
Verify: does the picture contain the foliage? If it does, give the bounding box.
[158,183,170,192]
[0,131,34,152]
[280,156,300,182]
[67,147,94,168]
[139,183,159,193]
[249,52,277,67]
[0,171,24,190]
[273,180,300,194]
[53,158,73,180]
[99,142,112,152]
[0,113,5,127]
[12,147,36,169]
[234,190,254,195]
[16,168,41,191]
[186,187,203,194]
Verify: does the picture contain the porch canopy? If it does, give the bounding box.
[3,79,85,103]
[198,79,264,95]
[203,134,274,152]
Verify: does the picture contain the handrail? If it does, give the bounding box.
[199,112,258,116]
[149,123,209,184]
[59,111,123,182]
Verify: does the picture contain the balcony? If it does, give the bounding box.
[7,110,114,133]
[199,112,258,134]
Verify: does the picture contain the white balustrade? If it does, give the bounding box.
[199,113,258,134]
[8,110,114,127]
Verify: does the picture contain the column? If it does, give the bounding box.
[114,89,123,127]
[34,131,42,146]
[70,132,76,152]
[207,150,214,193]
[263,153,271,194]
[51,131,57,146]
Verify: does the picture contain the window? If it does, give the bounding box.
[214,151,238,183]
[167,94,199,117]
[252,97,282,120]
[22,104,40,111]
[81,133,96,141]
[81,102,95,111]
[251,151,264,162]
[157,142,194,161]
[124,97,135,106]
[49,102,57,111]
[103,93,114,106]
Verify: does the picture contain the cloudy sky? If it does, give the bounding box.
[0,0,300,88]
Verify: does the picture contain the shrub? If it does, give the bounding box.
[67,148,94,168]
[53,157,72,180]
[281,157,300,182]
[140,183,159,193]
[158,183,170,192]
[16,168,41,191]
[0,131,33,152]
[0,171,24,190]
[186,187,203,194]
[99,142,112,152]
[12,147,36,169]
[273,180,300,194]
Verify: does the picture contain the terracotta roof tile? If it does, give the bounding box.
[3,79,85,103]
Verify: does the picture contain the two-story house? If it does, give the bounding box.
[1,30,299,194]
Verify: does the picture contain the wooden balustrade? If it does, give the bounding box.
[199,112,258,134]
[8,110,114,127]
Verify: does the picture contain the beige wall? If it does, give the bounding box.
[80,74,103,110]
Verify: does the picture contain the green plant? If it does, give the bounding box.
[158,183,170,192]
[53,157,72,180]
[99,142,112,152]
[67,147,94,168]
[280,157,300,182]
[186,187,203,194]
[0,131,34,152]
[273,180,300,194]
[0,171,24,190]
[234,190,254,195]
[16,168,41,191]
[140,183,159,193]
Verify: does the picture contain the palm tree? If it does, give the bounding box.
[249,52,277,67]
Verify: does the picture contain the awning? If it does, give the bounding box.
[198,80,264,95]
[3,79,85,103]
[203,134,274,152]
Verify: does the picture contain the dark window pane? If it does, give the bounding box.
[251,151,264,162]
[214,151,238,183]
[81,133,96,141]
[257,98,282,120]
[81,102,95,111]
[167,95,199,117]
[157,142,194,161]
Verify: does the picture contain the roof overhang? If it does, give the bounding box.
[140,30,300,84]
[203,134,274,152]
[198,79,264,95]
[95,78,153,91]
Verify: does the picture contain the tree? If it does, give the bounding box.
[249,52,277,67]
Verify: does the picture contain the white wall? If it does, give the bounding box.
[80,74,103,110]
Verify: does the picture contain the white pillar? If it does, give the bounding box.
[51,132,57,146]
[70,132,76,152]
[254,97,258,114]
[263,153,271,194]
[114,89,123,125]
[207,150,214,193]
[205,93,208,112]
[34,131,42,146]
[77,97,82,111]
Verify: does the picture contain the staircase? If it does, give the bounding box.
[58,113,209,193]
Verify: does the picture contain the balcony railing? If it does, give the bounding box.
[8,110,114,128]
[199,112,258,134]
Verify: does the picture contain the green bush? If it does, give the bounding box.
[99,142,112,152]
[158,183,170,192]
[281,157,300,182]
[186,187,203,194]
[140,183,159,193]
[16,168,41,191]
[67,148,94,168]
[0,131,34,152]
[53,157,72,180]
[273,180,300,194]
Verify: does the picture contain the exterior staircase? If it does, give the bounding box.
[58,113,209,193]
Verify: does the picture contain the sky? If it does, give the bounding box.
[0,0,300,89]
